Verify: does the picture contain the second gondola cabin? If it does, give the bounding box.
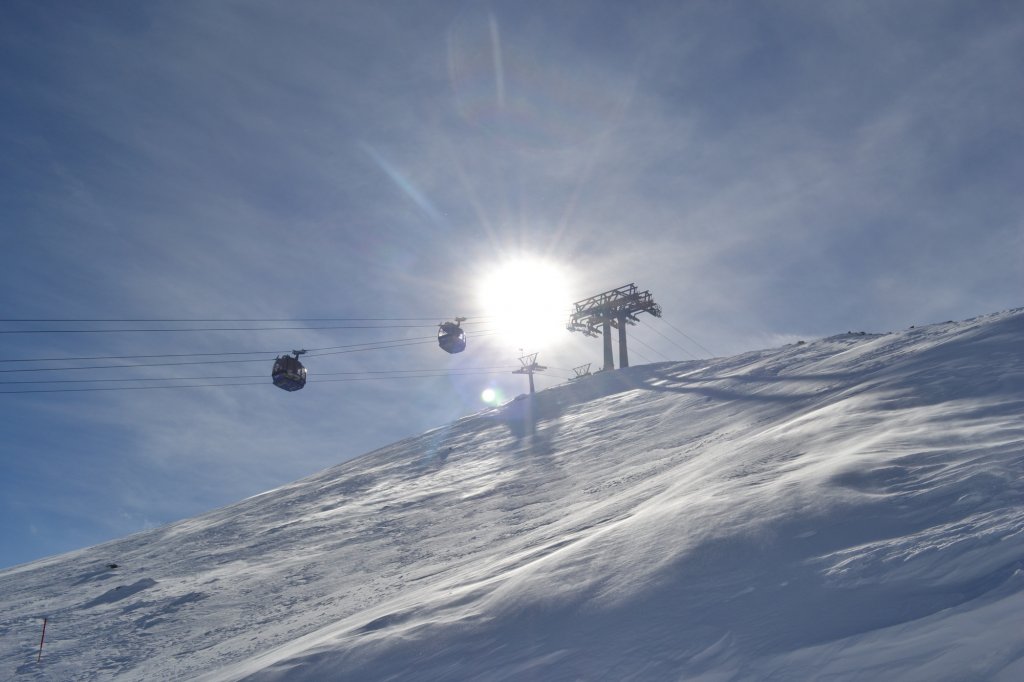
[438,318,467,354]
[272,350,308,391]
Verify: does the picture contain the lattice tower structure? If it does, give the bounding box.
[567,283,662,371]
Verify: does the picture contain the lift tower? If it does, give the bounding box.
[513,352,546,395]
[567,283,662,371]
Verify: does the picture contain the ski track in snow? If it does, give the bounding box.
[2,309,1024,680]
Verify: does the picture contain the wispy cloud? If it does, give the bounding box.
[3,0,1023,567]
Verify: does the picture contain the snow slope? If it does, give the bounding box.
[2,309,1024,681]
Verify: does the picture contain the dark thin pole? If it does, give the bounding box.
[37,617,47,663]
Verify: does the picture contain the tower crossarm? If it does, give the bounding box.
[566,283,663,371]
[566,283,661,332]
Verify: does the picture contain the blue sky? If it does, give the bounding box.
[2,0,1022,569]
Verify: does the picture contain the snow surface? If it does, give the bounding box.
[3,309,1024,681]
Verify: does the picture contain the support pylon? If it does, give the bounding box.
[602,318,614,371]
[513,352,547,394]
[567,283,662,370]
[618,313,629,368]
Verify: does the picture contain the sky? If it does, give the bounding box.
[2,0,1023,569]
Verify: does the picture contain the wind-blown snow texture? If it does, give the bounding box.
[3,309,1024,681]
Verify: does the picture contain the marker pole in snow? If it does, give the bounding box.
[37,617,47,663]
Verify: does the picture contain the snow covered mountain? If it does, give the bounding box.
[3,309,1023,681]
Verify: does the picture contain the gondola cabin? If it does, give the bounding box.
[272,350,308,391]
[438,318,467,354]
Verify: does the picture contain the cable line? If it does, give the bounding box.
[657,318,715,357]
[1,349,290,364]
[307,331,498,359]
[1,366,520,385]
[0,381,268,394]
[0,331,500,374]
[319,371,508,383]
[1,330,498,364]
[637,319,698,360]
[0,355,279,374]
[628,332,672,362]
[0,316,494,323]
[0,369,515,394]
[2,374,269,385]
[628,347,653,364]
[0,321,492,335]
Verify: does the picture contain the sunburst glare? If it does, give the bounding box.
[478,257,572,350]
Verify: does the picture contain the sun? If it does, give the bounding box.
[477,257,572,350]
